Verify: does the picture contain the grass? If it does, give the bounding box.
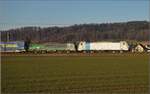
[1,53,149,94]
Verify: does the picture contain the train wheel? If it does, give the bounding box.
[83,51,86,53]
[112,51,115,53]
[68,51,71,53]
[90,51,94,53]
[120,50,123,53]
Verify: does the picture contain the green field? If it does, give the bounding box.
[1,54,150,94]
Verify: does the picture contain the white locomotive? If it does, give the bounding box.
[78,41,129,52]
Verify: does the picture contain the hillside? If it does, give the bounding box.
[1,21,150,43]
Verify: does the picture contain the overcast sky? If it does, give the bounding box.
[0,0,149,30]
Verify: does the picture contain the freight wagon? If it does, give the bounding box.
[0,41,25,52]
[78,41,129,52]
[29,43,75,53]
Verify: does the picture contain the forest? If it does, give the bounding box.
[1,21,150,43]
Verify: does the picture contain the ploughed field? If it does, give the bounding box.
[1,54,149,94]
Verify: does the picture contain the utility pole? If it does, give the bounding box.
[4,32,9,52]
[7,32,9,42]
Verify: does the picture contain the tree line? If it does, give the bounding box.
[1,21,150,43]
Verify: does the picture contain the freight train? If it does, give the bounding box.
[0,41,130,53]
